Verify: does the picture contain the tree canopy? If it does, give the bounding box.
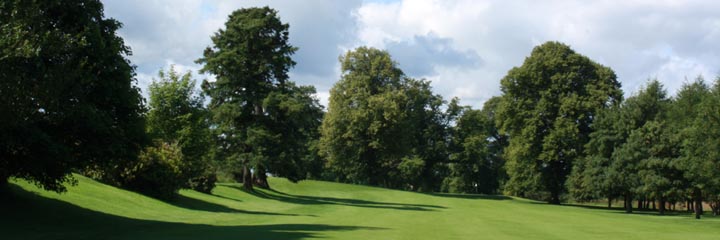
[0,0,146,192]
[497,41,622,204]
[198,7,321,190]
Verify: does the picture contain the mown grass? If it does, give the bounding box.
[2,174,719,240]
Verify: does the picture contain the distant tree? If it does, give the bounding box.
[143,66,214,194]
[678,78,719,219]
[599,80,670,213]
[198,7,321,190]
[321,47,452,190]
[0,0,146,192]
[496,42,622,204]
[632,121,682,215]
[261,83,325,183]
[444,97,507,194]
[568,106,624,206]
[320,47,409,187]
[403,79,451,191]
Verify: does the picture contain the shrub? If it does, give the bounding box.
[122,141,184,200]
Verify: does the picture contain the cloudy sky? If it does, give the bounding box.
[102,0,720,109]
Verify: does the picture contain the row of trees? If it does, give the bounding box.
[568,79,720,218]
[319,47,506,193]
[3,2,719,219]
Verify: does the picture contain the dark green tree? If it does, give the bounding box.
[633,121,682,215]
[262,83,325,183]
[403,79,451,191]
[568,106,624,206]
[678,78,719,218]
[198,7,321,190]
[444,97,507,194]
[497,41,622,204]
[605,80,670,213]
[0,0,146,192]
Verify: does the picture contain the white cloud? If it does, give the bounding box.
[102,0,720,109]
[102,0,362,105]
[353,0,720,107]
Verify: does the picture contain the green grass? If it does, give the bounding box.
[3,175,719,240]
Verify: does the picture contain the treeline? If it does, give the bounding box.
[568,80,720,218]
[3,1,720,219]
[319,46,506,193]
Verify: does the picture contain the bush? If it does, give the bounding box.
[189,173,217,194]
[122,141,184,200]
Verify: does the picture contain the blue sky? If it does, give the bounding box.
[102,0,720,108]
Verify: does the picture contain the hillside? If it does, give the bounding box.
[2,175,719,240]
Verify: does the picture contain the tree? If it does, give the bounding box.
[143,66,214,194]
[402,79,452,191]
[0,0,146,192]
[321,47,452,190]
[497,42,622,204]
[678,77,719,219]
[632,121,682,215]
[198,7,320,190]
[444,97,507,194]
[320,47,409,187]
[568,106,625,206]
[261,83,325,183]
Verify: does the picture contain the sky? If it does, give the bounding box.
[102,0,720,109]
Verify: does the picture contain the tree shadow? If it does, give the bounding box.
[229,186,445,211]
[168,194,310,216]
[424,192,512,200]
[529,202,696,217]
[1,184,384,240]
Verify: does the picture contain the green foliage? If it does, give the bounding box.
[497,41,622,203]
[123,142,185,200]
[188,173,217,194]
[678,77,720,216]
[146,66,214,192]
[321,47,452,190]
[198,7,320,189]
[0,0,147,192]
[444,97,507,194]
[261,83,325,181]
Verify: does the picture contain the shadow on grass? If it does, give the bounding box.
[169,194,310,216]
[225,185,445,211]
[1,184,384,240]
[424,192,512,200]
[528,201,699,217]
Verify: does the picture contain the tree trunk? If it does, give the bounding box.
[549,190,561,205]
[659,197,666,215]
[637,199,643,210]
[608,197,612,209]
[254,165,270,189]
[242,165,254,191]
[688,200,693,212]
[652,199,656,211]
[693,187,703,219]
[624,193,633,213]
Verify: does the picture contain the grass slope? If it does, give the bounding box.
[2,175,719,240]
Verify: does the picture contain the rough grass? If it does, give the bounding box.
[2,174,719,240]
